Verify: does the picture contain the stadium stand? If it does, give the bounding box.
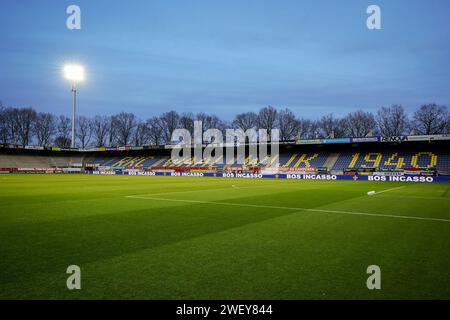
[1,155,58,168]
[1,150,449,171]
[0,154,85,169]
[85,151,449,171]
[1,137,449,177]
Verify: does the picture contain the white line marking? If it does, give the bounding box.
[127,183,337,198]
[373,186,405,195]
[125,195,450,223]
[376,194,450,201]
[129,185,266,197]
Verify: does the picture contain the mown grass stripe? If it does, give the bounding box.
[126,195,450,223]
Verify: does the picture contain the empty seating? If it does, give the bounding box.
[332,151,449,170]
[0,154,86,168]
[1,150,449,170]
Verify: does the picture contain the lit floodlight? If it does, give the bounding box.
[63,64,86,148]
[64,64,85,82]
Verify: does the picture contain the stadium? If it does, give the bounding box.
[1,133,449,299]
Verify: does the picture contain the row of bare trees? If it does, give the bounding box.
[0,102,449,148]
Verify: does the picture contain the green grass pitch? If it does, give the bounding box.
[0,174,449,299]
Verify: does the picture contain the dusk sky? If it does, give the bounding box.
[1,0,450,120]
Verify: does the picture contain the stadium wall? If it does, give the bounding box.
[89,170,449,183]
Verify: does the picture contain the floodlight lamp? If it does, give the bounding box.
[64,64,85,82]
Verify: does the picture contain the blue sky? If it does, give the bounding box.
[1,0,449,120]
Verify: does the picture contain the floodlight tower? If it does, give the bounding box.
[64,64,85,148]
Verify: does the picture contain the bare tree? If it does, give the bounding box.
[4,100,450,148]
[76,116,93,148]
[196,113,226,133]
[342,110,376,137]
[317,114,346,138]
[0,105,9,144]
[232,112,258,131]
[107,116,116,147]
[412,104,448,135]
[147,117,164,145]
[54,115,71,148]
[35,112,56,146]
[210,115,227,132]
[277,108,300,141]
[14,107,37,146]
[376,105,409,137]
[92,116,110,147]
[132,120,148,146]
[296,118,316,139]
[257,106,278,136]
[5,108,21,144]
[112,112,137,146]
[179,112,195,135]
[160,110,179,143]
[446,113,450,134]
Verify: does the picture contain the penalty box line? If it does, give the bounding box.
[125,195,450,223]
